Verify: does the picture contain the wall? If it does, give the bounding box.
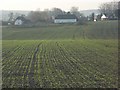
[54,19,77,23]
[14,19,23,25]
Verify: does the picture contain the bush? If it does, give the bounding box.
[77,17,88,25]
[2,21,8,25]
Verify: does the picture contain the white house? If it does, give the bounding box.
[14,16,31,26]
[14,19,23,25]
[14,16,25,25]
[101,14,108,20]
[54,14,78,24]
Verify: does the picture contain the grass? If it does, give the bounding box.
[2,20,118,88]
[2,21,118,40]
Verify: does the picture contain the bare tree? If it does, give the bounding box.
[27,11,40,23]
[70,7,79,13]
[8,12,14,23]
[27,10,51,23]
[70,7,83,19]
[40,11,51,22]
[118,1,120,19]
[99,1,118,19]
[51,8,64,17]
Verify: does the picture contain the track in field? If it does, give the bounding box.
[2,40,118,88]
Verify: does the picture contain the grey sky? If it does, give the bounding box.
[1,0,118,11]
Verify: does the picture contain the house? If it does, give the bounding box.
[14,16,25,25]
[101,14,108,20]
[54,14,78,24]
[14,16,31,26]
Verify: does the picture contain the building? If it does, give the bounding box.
[54,14,78,24]
[14,16,31,26]
[101,14,108,20]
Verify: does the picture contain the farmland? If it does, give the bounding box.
[2,21,118,88]
[2,21,118,40]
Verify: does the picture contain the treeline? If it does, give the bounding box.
[99,1,119,20]
[26,1,119,23]
[2,1,119,26]
[26,7,86,23]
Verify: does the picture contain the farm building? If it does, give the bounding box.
[54,14,78,24]
[14,16,31,26]
[101,14,108,20]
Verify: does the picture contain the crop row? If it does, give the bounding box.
[2,40,118,88]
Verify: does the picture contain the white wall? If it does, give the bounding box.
[54,19,77,24]
[14,20,23,25]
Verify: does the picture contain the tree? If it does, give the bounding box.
[27,10,51,23]
[91,13,95,21]
[114,1,120,19]
[51,8,64,17]
[88,13,95,21]
[70,7,87,24]
[97,13,102,21]
[8,12,14,23]
[118,1,120,19]
[70,7,81,19]
[70,7,79,13]
[99,1,119,19]
[40,11,51,22]
[27,11,40,23]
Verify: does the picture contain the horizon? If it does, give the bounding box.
[1,8,99,12]
[1,0,118,11]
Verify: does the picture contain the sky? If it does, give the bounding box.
[0,0,118,11]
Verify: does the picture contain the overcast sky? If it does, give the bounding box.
[1,0,118,11]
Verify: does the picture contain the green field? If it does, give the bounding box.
[3,21,118,40]
[2,21,118,88]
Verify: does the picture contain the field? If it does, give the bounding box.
[2,21,118,88]
[3,21,118,40]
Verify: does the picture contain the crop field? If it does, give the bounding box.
[2,21,118,88]
[2,40,118,88]
[2,21,118,40]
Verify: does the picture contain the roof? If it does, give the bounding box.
[15,16,26,21]
[101,14,107,19]
[15,16,31,24]
[55,14,77,19]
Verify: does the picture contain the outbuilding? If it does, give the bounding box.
[101,14,108,20]
[54,14,78,24]
[14,16,31,26]
[14,16,25,25]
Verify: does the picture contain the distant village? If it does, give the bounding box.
[2,12,118,27]
[1,1,119,26]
